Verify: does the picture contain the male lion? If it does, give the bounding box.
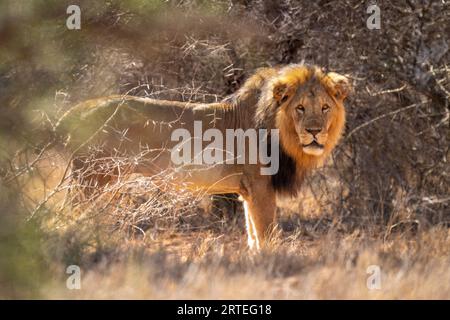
[55,64,350,250]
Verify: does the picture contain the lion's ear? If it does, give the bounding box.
[273,82,292,104]
[326,72,352,101]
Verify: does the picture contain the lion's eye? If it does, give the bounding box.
[296,105,305,114]
[322,104,330,113]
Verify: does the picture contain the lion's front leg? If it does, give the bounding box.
[243,201,257,249]
[241,181,276,250]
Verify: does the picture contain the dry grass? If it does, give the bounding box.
[40,222,450,299]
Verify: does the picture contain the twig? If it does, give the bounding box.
[365,84,407,96]
[345,101,428,141]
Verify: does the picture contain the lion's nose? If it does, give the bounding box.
[306,128,322,136]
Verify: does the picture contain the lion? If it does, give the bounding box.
[54,64,350,250]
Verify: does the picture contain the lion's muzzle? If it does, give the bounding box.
[302,140,325,156]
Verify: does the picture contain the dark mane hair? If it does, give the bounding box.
[267,139,304,197]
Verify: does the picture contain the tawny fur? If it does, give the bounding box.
[55,64,351,250]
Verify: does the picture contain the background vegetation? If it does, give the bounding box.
[0,0,448,299]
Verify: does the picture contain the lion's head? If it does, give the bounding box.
[274,65,350,159]
[257,64,350,162]
[253,64,351,194]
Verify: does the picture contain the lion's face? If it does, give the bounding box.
[287,83,338,156]
[272,66,350,159]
